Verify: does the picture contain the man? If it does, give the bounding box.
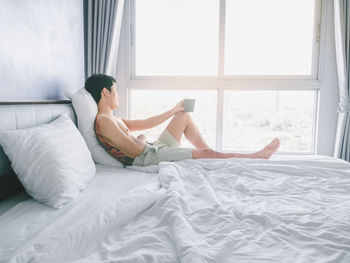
[85,74,280,167]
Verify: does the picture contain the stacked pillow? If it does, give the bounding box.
[65,88,123,168]
[0,88,124,208]
[0,114,96,208]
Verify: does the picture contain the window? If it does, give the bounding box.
[133,0,318,77]
[224,0,316,75]
[135,0,219,76]
[222,90,316,152]
[127,0,321,153]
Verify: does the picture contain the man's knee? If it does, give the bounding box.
[174,111,190,121]
[192,148,214,159]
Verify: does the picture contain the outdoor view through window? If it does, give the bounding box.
[131,0,318,153]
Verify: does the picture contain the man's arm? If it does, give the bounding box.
[99,116,145,158]
[123,100,184,131]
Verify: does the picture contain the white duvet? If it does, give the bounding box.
[1,156,350,262]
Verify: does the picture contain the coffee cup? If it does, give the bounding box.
[184,99,195,112]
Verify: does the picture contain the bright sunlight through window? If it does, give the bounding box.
[135,0,219,76]
[224,0,316,75]
[135,0,316,76]
[223,90,316,152]
[130,0,320,153]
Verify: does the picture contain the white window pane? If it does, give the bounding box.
[130,90,217,148]
[135,0,219,76]
[223,90,315,152]
[225,0,316,75]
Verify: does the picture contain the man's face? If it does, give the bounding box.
[103,82,119,109]
[110,82,119,109]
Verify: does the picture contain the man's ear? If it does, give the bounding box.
[101,87,109,97]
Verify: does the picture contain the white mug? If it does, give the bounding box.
[184,99,195,112]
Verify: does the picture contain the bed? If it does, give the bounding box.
[0,103,350,263]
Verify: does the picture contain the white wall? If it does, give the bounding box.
[0,0,84,100]
[116,0,340,157]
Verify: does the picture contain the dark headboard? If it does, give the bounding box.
[0,101,76,201]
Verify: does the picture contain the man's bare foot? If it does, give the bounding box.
[254,137,280,159]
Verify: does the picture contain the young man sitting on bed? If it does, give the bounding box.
[85,74,280,167]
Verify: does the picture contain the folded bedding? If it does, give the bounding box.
[1,155,350,263]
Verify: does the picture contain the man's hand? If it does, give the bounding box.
[173,100,185,114]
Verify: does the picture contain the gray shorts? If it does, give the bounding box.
[133,130,193,166]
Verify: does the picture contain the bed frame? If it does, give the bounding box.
[0,101,76,202]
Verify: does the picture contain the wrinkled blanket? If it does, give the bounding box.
[32,157,350,263]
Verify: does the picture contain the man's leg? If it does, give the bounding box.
[192,138,280,160]
[165,111,209,149]
[164,111,280,160]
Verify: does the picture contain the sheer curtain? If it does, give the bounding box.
[83,0,125,78]
[334,0,350,161]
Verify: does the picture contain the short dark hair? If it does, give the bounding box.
[84,74,116,104]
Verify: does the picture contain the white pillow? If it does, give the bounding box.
[0,114,96,208]
[65,88,124,168]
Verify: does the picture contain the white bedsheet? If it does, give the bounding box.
[1,156,350,262]
[0,165,161,263]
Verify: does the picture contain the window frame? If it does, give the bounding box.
[129,0,322,80]
[124,0,326,154]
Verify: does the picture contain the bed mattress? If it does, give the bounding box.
[0,164,160,263]
[1,155,350,263]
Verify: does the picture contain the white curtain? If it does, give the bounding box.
[334,0,350,161]
[83,0,125,78]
